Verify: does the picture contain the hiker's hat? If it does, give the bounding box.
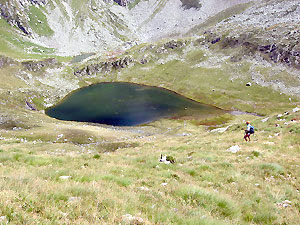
[246,121,250,124]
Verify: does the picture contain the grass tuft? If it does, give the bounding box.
[175,186,239,218]
[259,163,285,176]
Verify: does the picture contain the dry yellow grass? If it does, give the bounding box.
[0,108,299,224]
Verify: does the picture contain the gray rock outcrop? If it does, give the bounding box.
[0,56,18,68]
[74,56,134,76]
[22,58,58,72]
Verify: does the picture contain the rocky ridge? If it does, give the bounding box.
[203,0,300,69]
[0,0,254,56]
[1,0,300,112]
[73,40,187,76]
[0,0,46,35]
[0,55,18,68]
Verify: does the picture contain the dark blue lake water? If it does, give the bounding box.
[45,82,224,126]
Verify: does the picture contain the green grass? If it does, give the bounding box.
[113,57,294,115]
[0,20,55,58]
[28,5,54,37]
[259,163,285,176]
[0,109,299,224]
[0,10,299,224]
[128,0,143,10]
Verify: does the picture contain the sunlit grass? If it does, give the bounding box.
[0,108,299,224]
[0,26,299,224]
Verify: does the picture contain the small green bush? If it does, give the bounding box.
[259,163,285,176]
[252,151,261,157]
[175,186,238,218]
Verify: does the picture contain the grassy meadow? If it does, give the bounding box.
[0,99,299,224]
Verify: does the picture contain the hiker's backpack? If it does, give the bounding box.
[250,125,255,134]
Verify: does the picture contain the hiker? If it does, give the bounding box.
[244,121,254,142]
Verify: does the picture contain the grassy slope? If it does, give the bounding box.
[0,104,299,224]
[77,40,299,115]
[0,1,299,224]
[0,42,299,224]
[0,19,55,59]
[186,2,253,36]
[28,5,54,37]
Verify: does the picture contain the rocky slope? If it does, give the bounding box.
[0,0,254,56]
[0,0,299,115]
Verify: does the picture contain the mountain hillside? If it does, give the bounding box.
[0,1,299,224]
[1,0,254,56]
[0,0,299,111]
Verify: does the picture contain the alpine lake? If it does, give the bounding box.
[45,82,226,126]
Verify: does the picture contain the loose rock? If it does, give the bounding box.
[261,117,269,123]
[68,197,81,203]
[59,176,72,180]
[227,145,240,153]
[138,187,150,191]
[210,126,230,133]
[122,214,144,225]
[276,200,292,208]
[293,107,300,113]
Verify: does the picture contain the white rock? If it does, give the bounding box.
[227,145,240,153]
[282,203,290,208]
[293,107,300,113]
[59,176,72,180]
[181,132,191,136]
[0,216,7,222]
[261,117,269,123]
[122,214,133,222]
[60,212,68,217]
[276,200,292,208]
[210,126,230,133]
[139,186,150,191]
[161,183,168,186]
[68,197,81,202]
[122,214,144,224]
